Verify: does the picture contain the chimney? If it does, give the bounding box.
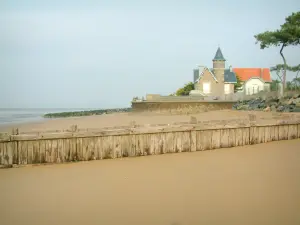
[260,68,263,79]
[229,65,232,72]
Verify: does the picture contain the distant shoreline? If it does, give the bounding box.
[0,108,131,128]
[43,108,132,118]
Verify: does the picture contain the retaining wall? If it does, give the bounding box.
[131,101,236,114]
[1,122,300,167]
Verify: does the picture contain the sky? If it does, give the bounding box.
[0,0,299,108]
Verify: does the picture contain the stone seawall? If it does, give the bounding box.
[131,101,236,114]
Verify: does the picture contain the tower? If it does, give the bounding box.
[212,47,226,82]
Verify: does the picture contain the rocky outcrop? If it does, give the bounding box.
[233,94,300,112]
[44,108,132,118]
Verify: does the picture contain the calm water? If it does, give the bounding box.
[0,108,97,126]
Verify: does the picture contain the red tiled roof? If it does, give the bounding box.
[233,68,272,82]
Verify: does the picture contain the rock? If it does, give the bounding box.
[294,98,300,104]
[236,105,242,110]
[279,97,286,104]
[233,94,300,113]
[263,106,271,112]
[293,93,300,99]
[271,105,277,111]
[277,105,285,112]
[265,96,274,102]
[240,105,249,110]
[292,107,300,112]
[287,97,300,105]
[270,102,278,107]
[258,102,266,109]
[283,105,295,112]
[266,96,280,104]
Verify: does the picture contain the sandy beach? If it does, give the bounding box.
[1,110,299,133]
[0,139,300,225]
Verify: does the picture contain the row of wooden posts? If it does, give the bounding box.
[0,122,300,167]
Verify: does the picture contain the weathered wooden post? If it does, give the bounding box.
[70,125,78,132]
[248,114,257,144]
[70,125,78,161]
[11,128,19,135]
[189,116,197,152]
[11,128,19,166]
[190,116,197,124]
[129,120,137,128]
[248,114,257,126]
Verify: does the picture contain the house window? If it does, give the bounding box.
[224,84,231,94]
[203,82,211,94]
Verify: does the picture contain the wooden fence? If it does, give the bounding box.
[0,122,300,167]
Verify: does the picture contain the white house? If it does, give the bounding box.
[233,68,272,95]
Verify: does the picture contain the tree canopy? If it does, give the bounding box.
[270,79,281,91]
[234,75,243,92]
[270,63,300,84]
[254,11,300,89]
[175,82,194,96]
[286,77,300,91]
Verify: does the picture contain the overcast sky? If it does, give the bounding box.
[0,0,299,108]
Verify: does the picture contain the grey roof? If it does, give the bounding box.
[207,68,237,83]
[193,69,199,83]
[213,47,226,61]
[194,64,237,83]
[193,67,218,83]
[224,69,237,83]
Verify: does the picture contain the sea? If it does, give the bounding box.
[0,108,96,127]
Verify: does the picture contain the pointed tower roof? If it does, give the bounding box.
[213,47,226,61]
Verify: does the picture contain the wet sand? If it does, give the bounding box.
[1,110,299,133]
[1,139,300,225]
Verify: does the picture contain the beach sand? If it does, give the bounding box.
[0,139,300,225]
[0,110,299,133]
